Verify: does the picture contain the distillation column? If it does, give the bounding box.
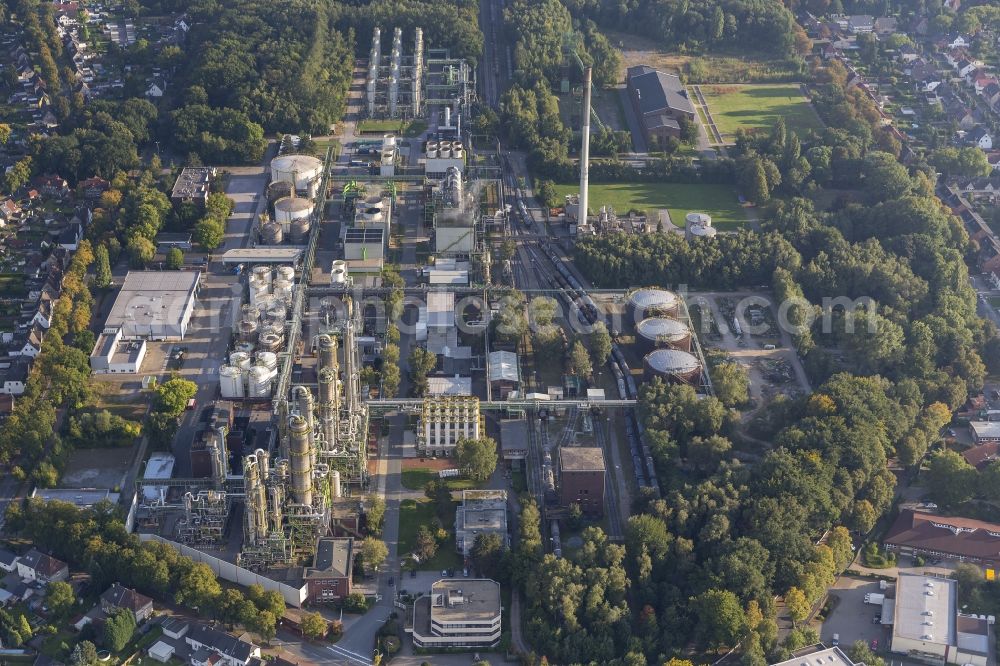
[244,450,269,546]
[368,27,381,116]
[288,414,314,507]
[389,27,402,117]
[413,27,423,113]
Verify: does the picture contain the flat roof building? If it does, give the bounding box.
[500,419,529,461]
[769,645,864,666]
[558,446,606,516]
[90,326,147,374]
[969,421,1000,443]
[219,248,303,265]
[488,350,520,399]
[455,490,508,555]
[170,167,216,207]
[103,271,200,341]
[409,579,502,649]
[426,375,473,396]
[304,537,353,603]
[142,453,175,502]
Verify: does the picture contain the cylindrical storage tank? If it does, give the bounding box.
[238,319,259,344]
[265,300,286,325]
[229,351,252,372]
[273,196,313,226]
[248,365,274,399]
[628,288,680,321]
[636,317,692,353]
[261,221,283,245]
[220,365,245,399]
[440,144,452,159]
[256,351,278,371]
[318,334,336,370]
[277,265,295,282]
[273,278,293,302]
[331,265,348,284]
[426,148,438,159]
[383,134,396,149]
[685,212,712,228]
[259,333,283,353]
[249,283,270,308]
[643,348,702,384]
[688,223,717,239]
[453,145,464,160]
[270,154,323,192]
[289,217,310,244]
[331,470,342,498]
[252,265,272,285]
[267,180,293,203]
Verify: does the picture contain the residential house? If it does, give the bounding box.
[56,221,82,251]
[0,359,30,396]
[185,625,260,666]
[988,153,1000,171]
[625,65,696,145]
[970,126,993,151]
[0,550,19,573]
[956,59,979,78]
[946,33,970,50]
[873,16,896,35]
[9,323,42,358]
[78,176,109,200]
[32,175,69,198]
[897,43,919,62]
[145,78,165,98]
[847,15,875,33]
[982,82,1000,108]
[100,583,154,624]
[973,73,997,94]
[0,200,21,225]
[16,548,68,584]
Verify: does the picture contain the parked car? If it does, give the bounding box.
[870,640,878,650]
[388,577,394,587]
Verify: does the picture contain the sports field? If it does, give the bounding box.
[552,182,748,231]
[697,84,822,141]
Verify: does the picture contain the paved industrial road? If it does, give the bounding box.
[617,87,650,154]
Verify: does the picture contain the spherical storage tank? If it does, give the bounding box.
[636,317,692,353]
[220,365,245,399]
[270,154,323,193]
[643,348,702,384]
[274,196,314,226]
[628,288,680,321]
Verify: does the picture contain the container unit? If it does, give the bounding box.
[643,348,702,384]
[220,365,245,399]
[627,288,680,321]
[635,317,692,353]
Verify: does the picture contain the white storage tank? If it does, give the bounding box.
[331,470,342,498]
[252,265,272,284]
[265,300,287,324]
[685,212,717,240]
[274,196,314,225]
[331,260,348,285]
[247,365,274,398]
[273,278,293,302]
[277,265,295,282]
[220,365,245,399]
[229,351,252,371]
[270,154,323,193]
[256,351,278,371]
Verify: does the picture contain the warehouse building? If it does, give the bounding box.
[103,271,200,341]
[557,446,606,516]
[889,573,990,666]
[90,326,147,373]
[409,579,502,649]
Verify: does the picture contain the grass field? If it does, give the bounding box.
[398,498,462,571]
[356,118,428,137]
[552,182,748,230]
[400,467,477,492]
[698,84,822,141]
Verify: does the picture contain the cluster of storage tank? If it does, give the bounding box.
[426,140,464,160]
[625,288,702,384]
[330,259,349,285]
[685,212,717,240]
[354,197,386,226]
[220,350,279,399]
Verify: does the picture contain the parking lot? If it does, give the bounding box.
[821,575,891,651]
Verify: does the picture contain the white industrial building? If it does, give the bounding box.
[455,490,508,555]
[889,573,991,666]
[418,395,480,455]
[425,291,471,362]
[409,579,502,649]
[769,646,863,666]
[142,453,176,502]
[103,271,200,341]
[90,327,147,373]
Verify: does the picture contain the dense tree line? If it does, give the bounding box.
[6,499,287,642]
[561,0,809,58]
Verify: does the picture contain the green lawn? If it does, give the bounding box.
[552,182,749,230]
[356,118,428,137]
[398,498,463,571]
[698,83,822,141]
[400,468,478,492]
